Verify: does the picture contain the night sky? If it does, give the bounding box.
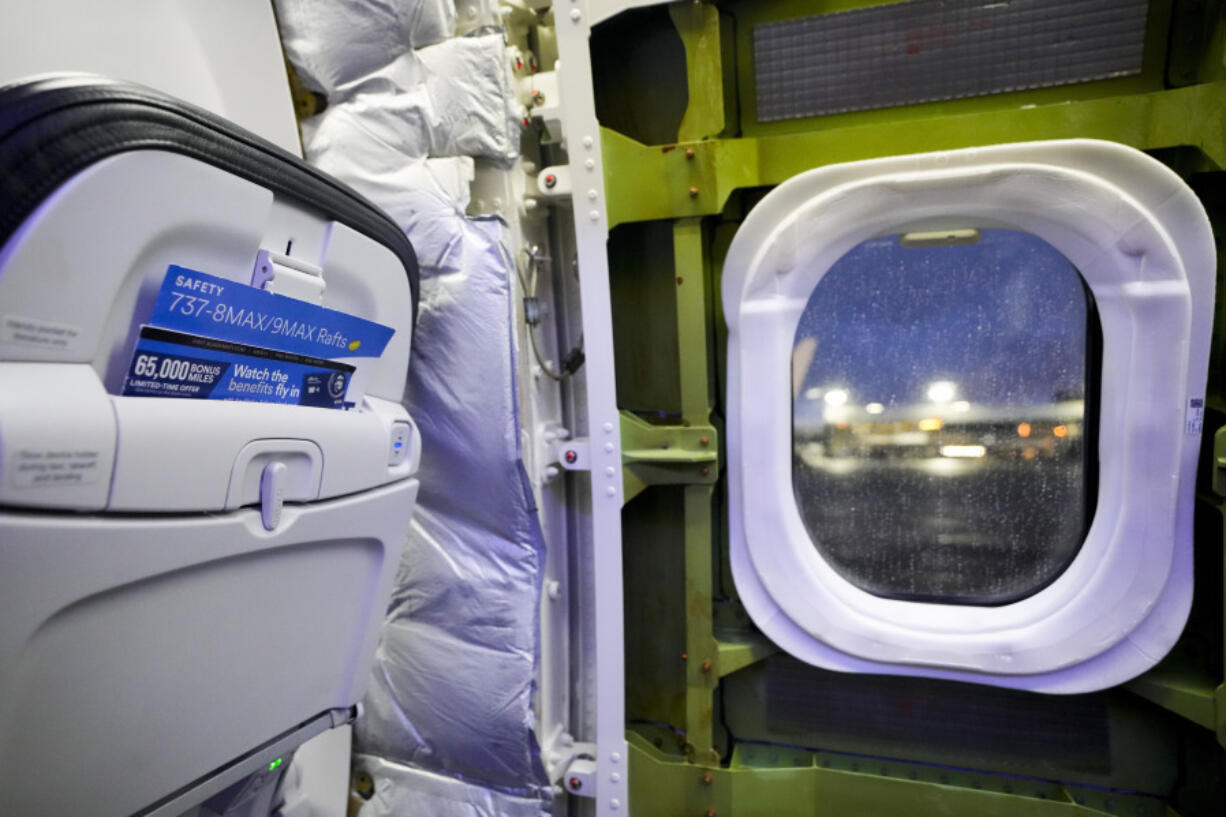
[794,228,1089,423]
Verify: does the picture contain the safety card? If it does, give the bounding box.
[122,265,395,408]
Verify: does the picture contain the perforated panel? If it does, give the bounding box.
[753,0,1149,122]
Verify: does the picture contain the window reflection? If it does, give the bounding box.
[792,228,1094,605]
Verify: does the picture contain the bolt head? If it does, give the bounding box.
[685,148,695,159]
[544,174,557,189]
[565,450,578,463]
[688,186,699,198]
[569,777,582,790]
[701,660,712,672]
[702,772,713,785]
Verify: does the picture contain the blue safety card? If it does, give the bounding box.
[122,325,355,407]
[148,265,394,360]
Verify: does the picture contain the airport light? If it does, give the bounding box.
[804,387,823,401]
[940,444,987,458]
[952,400,970,413]
[824,389,849,407]
[865,402,885,415]
[927,380,956,403]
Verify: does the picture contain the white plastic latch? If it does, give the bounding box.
[251,249,325,304]
[259,461,287,531]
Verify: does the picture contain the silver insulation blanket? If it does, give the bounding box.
[286,12,549,815]
[354,754,548,817]
[351,196,550,807]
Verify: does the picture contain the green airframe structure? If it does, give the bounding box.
[589,2,1226,815]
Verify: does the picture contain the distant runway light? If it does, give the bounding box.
[804,387,823,401]
[927,380,956,403]
[865,402,885,415]
[940,444,987,458]
[824,389,849,407]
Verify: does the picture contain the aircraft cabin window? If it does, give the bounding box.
[722,141,1214,692]
[791,229,1096,605]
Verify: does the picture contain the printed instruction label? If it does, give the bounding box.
[1187,397,1205,435]
[1,314,83,353]
[149,265,394,361]
[122,326,355,408]
[11,448,102,487]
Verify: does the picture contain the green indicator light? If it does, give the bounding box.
[269,758,283,771]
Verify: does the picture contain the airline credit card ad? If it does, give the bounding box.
[122,325,356,408]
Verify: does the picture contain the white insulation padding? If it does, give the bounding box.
[277,4,548,815]
[302,103,476,214]
[302,38,519,165]
[277,0,518,163]
[275,0,455,94]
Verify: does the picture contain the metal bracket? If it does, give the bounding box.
[562,756,598,799]
[521,70,562,141]
[541,727,597,790]
[537,165,572,198]
[620,411,718,503]
[554,437,590,470]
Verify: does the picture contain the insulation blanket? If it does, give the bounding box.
[275,0,455,94]
[278,0,519,163]
[302,38,519,167]
[354,754,547,817]
[353,206,550,808]
[298,59,549,815]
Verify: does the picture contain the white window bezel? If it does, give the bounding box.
[723,140,1214,692]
